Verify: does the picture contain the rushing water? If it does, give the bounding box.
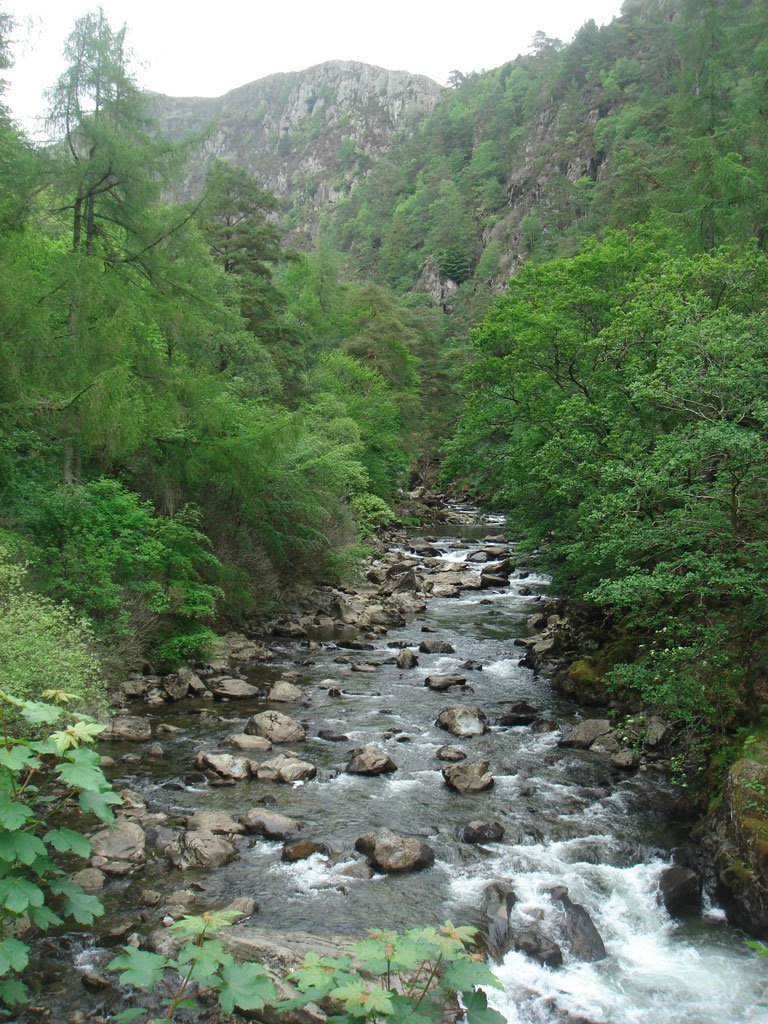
[71,510,767,1022]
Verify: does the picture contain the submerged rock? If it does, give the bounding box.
[281,840,328,863]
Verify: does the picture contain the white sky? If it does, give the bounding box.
[5,0,625,138]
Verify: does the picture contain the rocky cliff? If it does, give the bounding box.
[151,61,442,245]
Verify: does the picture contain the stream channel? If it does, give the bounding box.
[47,507,766,1023]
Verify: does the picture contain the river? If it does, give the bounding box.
[40,507,767,1022]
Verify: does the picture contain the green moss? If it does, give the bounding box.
[567,658,600,685]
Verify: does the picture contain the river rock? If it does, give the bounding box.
[345,746,397,775]
[336,861,375,880]
[481,881,518,962]
[437,745,467,762]
[185,811,245,835]
[442,758,494,793]
[436,706,487,737]
[354,829,435,873]
[281,840,328,863]
[90,819,147,875]
[611,748,640,770]
[645,716,669,748]
[246,711,307,744]
[318,729,349,742]
[462,821,505,844]
[71,867,106,894]
[121,677,149,699]
[513,929,563,968]
[657,865,702,916]
[168,829,238,871]
[549,885,606,962]
[350,662,377,673]
[225,733,272,752]
[462,660,484,671]
[591,733,621,755]
[396,648,419,669]
[104,715,152,742]
[161,674,189,701]
[268,681,304,703]
[194,751,251,780]
[419,638,456,654]
[497,700,539,726]
[177,666,206,696]
[479,574,510,589]
[425,674,467,692]
[211,678,260,700]
[252,754,316,783]
[240,808,300,839]
[531,719,560,734]
[558,719,612,749]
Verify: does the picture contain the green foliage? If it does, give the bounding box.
[349,494,395,540]
[446,234,768,728]
[0,544,106,712]
[0,691,119,1010]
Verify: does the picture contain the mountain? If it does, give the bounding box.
[151,60,443,245]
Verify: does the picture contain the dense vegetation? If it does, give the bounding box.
[0,10,444,678]
[3,0,768,738]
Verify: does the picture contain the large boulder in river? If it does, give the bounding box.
[267,681,304,703]
[558,719,612,750]
[246,711,307,744]
[425,675,467,692]
[436,706,487,737]
[211,678,260,700]
[481,881,517,962]
[442,758,494,793]
[240,808,300,840]
[549,885,606,962]
[354,829,435,873]
[168,829,238,871]
[657,865,702,916]
[185,811,245,835]
[396,648,419,670]
[90,819,147,875]
[345,746,397,776]
[252,754,316,783]
[194,751,251,781]
[419,638,455,655]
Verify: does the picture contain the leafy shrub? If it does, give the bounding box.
[0,692,120,1009]
[0,544,106,713]
[350,493,395,539]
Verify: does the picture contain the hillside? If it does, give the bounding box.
[151,60,443,246]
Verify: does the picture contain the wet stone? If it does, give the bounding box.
[345,745,397,775]
[461,821,505,844]
[245,711,307,744]
[436,706,487,737]
[419,638,456,654]
[281,840,328,862]
[355,828,435,874]
[437,745,467,762]
[240,808,300,839]
[442,758,494,793]
[425,674,467,692]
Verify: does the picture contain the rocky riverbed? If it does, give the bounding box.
[24,504,766,1023]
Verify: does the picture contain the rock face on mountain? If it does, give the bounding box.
[151,61,442,243]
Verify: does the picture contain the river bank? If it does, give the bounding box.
[23,502,765,1023]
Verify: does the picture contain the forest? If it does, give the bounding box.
[1,0,768,1015]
